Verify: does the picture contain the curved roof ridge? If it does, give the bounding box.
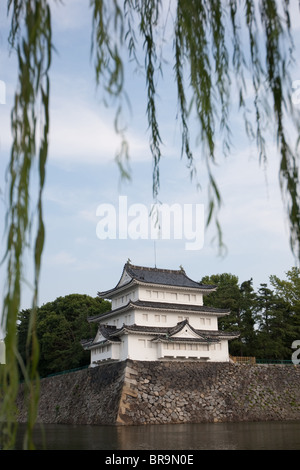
[125,262,216,289]
[127,262,185,275]
[98,261,217,298]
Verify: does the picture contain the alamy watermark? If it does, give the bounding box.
[0,340,5,365]
[292,80,300,106]
[292,340,300,365]
[0,80,6,105]
[96,196,205,250]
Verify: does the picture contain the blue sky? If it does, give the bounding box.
[1,1,300,335]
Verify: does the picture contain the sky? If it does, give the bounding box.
[0,1,300,336]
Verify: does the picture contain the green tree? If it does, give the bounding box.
[238,279,258,357]
[255,283,291,359]
[201,273,258,356]
[17,294,111,378]
[201,273,240,328]
[270,268,300,356]
[3,0,300,449]
[201,273,242,355]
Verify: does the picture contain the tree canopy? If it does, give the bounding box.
[17,294,111,378]
[202,267,300,360]
[13,268,300,376]
[2,0,300,449]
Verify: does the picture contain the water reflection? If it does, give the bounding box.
[14,421,300,450]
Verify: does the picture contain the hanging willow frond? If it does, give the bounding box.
[90,0,300,257]
[2,0,300,449]
[1,0,52,450]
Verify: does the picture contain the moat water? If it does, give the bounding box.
[14,420,300,450]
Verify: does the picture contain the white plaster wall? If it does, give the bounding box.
[121,335,229,362]
[89,337,231,365]
[90,334,230,364]
[138,285,204,306]
[119,335,129,362]
[90,342,121,364]
[196,315,218,331]
[207,340,230,362]
[158,342,210,360]
[91,344,111,363]
[134,308,219,331]
[111,287,139,309]
[158,340,229,362]
[126,335,158,361]
[111,343,120,360]
[103,311,136,328]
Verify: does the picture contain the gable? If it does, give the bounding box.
[117,269,132,287]
[171,322,205,340]
[94,329,106,343]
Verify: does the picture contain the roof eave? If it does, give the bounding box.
[98,278,137,299]
[87,300,230,323]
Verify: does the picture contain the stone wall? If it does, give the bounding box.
[17,361,126,425]
[118,361,300,424]
[16,360,300,425]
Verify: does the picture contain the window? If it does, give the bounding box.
[142,313,148,321]
[138,339,146,348]
[155,315,160,322]
[161,315,167,323]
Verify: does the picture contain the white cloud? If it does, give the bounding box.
[47,250,77,267]
[50,0,91,32]
[78,209,98,224]
[48,94,150,166]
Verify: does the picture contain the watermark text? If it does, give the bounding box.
[292,80,300,106]
[0,80,6,104]
[0,340,5,365]
[96,196,204,251]
[292,340,300,365]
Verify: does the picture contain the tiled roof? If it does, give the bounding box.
[83,320,239,350]
[88,299,230,323]
[98,262,216,297]
[117,321,239,341]
[133,300,230,314]
[125,263,215,289]
[99,324,118,339]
